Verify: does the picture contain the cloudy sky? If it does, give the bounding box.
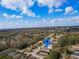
[0,0,79,29]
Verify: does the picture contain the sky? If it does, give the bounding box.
[0,0,79,29]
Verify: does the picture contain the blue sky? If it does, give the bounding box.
[0,0,79,29]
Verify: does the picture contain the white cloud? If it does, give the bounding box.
[33,16,79,27]
[3,13,9,18]
[43,19,47,23]
[10,14,16,18]
[15,15,23,18]
[37,0,66,14]
[3,13,22,18]
[48,9,54,13]
[52,16,79,23]
[48,8,63,13]
[0,21,17,28]
[71,10,78,14]
[27,0,34,7]
[0,19,31,29]
[0,0,36,17]
[43,16,79,25]
[64,6,74,14]
[64,6,78,15]
[50,19,56,23]
[55,9,63,12]
[37,0,66,8]
[69,16,79,23]
[26,10,36,17]
[0,16,79,29]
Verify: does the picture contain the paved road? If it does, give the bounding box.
[71,51,79,58]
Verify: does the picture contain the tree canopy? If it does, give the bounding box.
[58,33,79,47]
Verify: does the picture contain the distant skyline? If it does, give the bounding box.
[0,0,79,29]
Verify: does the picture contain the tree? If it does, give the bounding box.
[58,33,79,59]
[58,34,79,47]
[58,36,69,47]
[46,49,61,59]
[0,54,13,59]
